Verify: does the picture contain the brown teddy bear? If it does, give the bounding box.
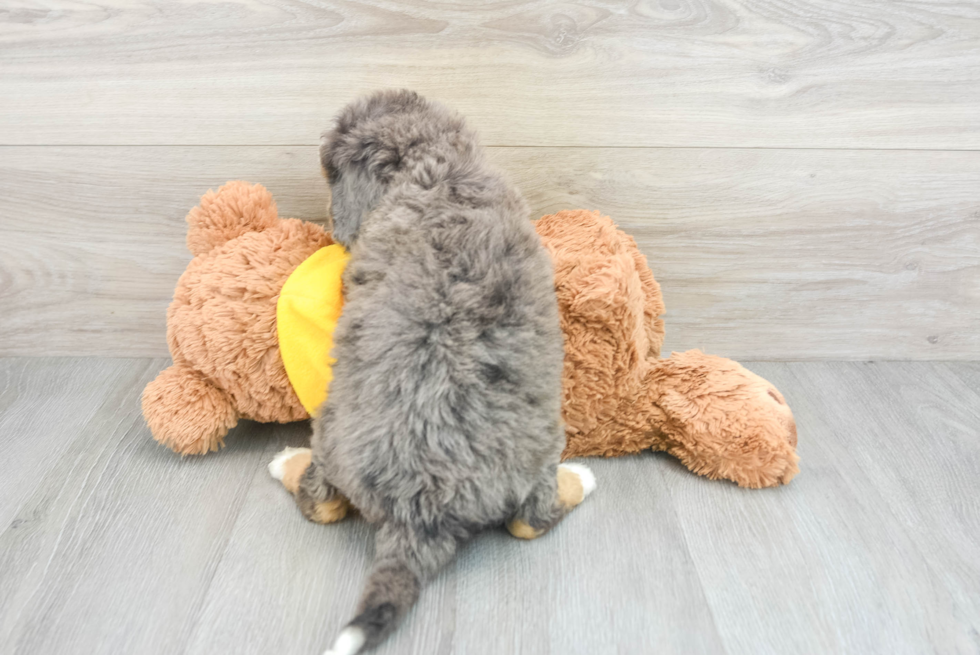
[143,182,799,488]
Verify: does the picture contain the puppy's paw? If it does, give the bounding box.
[268,447,312,495]
[506,518,546,540]
[557,462,596,509]
[302,496,351,525]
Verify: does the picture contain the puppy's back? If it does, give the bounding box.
[326,134,565,531]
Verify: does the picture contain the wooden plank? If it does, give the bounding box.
[761,361,979,650]
[0,357,279,655]
[945,361,980,390]
[1,145,977,359]
[1,1,979,148]
[448,455,723,655]
[508,147,980,360]
[857,360,980,611]
[180,422,383,655]
[0,358,142,529]
[0,146,328,358]
[1,358,978,653]
[184,439,724,655]
[661,361,980,654]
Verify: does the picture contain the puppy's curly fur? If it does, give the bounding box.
[300,90,577,652]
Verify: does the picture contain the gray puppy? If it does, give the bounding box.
[269,90,595,655]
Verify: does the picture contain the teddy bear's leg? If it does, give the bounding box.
[661,433,800,489]
[268,447,350,524]
[142,364,239,455]
[506,463,597,540]
[643,352,800,488]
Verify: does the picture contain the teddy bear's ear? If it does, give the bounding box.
[186,181,279,256]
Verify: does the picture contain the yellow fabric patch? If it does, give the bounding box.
[277,244,350,416]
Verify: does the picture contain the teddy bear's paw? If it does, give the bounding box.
[557,462,597,509]
[142,364,238,456]
[740,449,800,488]
[691,445,800,489]
[774,451,801,486]
[268,447,312,495]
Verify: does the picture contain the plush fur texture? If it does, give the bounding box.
[303,90,575,652]
[143,183,798,483]
[142,181,329,454]
[540,209,799,488]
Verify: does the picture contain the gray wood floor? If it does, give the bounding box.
[1,358,977,655]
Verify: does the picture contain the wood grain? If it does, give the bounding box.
[0,357,279,655]
[1,145,977,359]
[664,361,980,654]
[2,358,978,654]
[851,360,980,615]
[186,452,725,655]
[0,358,141,529]
[945,361,980,390]
[1,0,979,148]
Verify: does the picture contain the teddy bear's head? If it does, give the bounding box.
[143,182,331,454]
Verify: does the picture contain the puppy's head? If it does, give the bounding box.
[320,89,475,246]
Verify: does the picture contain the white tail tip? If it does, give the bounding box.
[322,626,366,655]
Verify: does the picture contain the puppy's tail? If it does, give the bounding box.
[323,522,456,655]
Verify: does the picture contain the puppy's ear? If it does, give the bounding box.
[320,90,431,245]
[325,162,385,248]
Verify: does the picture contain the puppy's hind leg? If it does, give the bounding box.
[269,447,313,495]
[269,447,350,524]
[506,463,597,540]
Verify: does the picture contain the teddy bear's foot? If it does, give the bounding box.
[668,442,800,489]
[643,351,801,489]
[507,463,596,540]
[269,447,351,524]
[142,364,238,455]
